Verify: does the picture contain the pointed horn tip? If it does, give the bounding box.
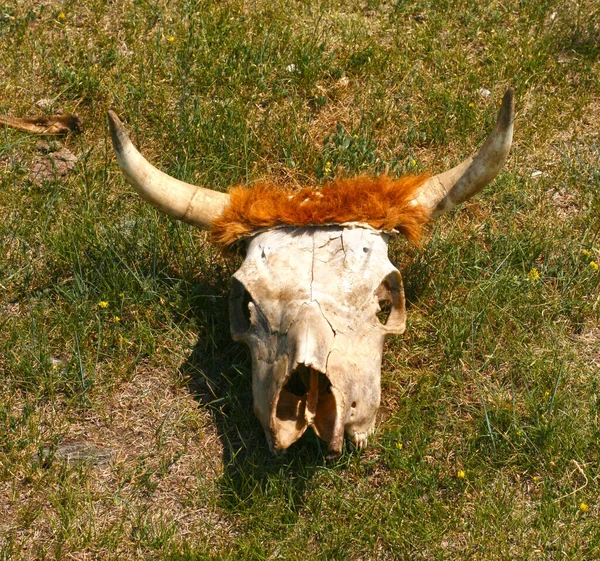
[498,88,515,128]
[106,110,128,154]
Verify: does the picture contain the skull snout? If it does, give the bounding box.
[271,302,347,456]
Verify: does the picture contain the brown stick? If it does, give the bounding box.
[0,114,82,135]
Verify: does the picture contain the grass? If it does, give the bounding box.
[1,0,599,559]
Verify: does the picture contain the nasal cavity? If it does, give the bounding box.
[282,364,331,397]
[278,364,332,425]
[283,364,311,397]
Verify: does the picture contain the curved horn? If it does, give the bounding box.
[414,88,514,218]
[107,111,229,229]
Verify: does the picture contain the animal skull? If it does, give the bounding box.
[230,225,406,456]
[108,89,514,457]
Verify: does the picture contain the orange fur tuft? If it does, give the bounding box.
[211,174,430,247]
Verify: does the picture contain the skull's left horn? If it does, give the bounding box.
[413,88,515,217]
[107,111,229,229]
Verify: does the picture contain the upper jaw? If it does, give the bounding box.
[268,361,380,459]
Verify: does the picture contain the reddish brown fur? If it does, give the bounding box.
[211,174,430,247]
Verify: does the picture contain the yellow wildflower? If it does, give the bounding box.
[167,36,175,42]
[113,316,121,323]
[457,470,466,479]
[527,268,540,281]
[98,301,109,309]
[469,102,474,108]
[581,249,592,259]
[396,442,403,450]
[580,502,589,512]
[544,390,550,397]
[58,12,65,20]
[590,261,599,271]
[410,159,416,166]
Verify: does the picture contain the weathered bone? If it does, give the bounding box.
[414,88,514,216]
[0,114,82,135]
[108,89,514,457]
[230,226,406,458]
[107,111,229,229]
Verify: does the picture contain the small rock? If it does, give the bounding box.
[531,170,543,178]
[36,140,50,153]
[547,187,578,218]
[30,147,78,185]
[36,98,54,110]
[41,441,116,465]
[36,140,62,153]
[478,88,491,98]
[286,64,296,73]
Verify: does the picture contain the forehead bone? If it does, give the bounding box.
[234,226,396,331]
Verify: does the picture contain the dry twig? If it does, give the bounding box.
[0,114,82,135]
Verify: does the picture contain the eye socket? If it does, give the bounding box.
[375,272,406,333]
[377,299,392,325]
[230,278,253,337]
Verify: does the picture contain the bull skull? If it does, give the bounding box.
[108,89,514,457]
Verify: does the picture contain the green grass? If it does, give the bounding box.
[1,0,599,559]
